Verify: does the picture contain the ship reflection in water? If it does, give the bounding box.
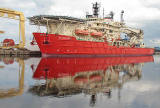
[29,56,153,106]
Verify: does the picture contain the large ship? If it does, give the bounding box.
[29,2,154,56]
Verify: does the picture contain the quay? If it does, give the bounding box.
[0,49,41,57]
[154,51,160,55]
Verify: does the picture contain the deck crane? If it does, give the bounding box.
[121,26,144,47]
[0,8,25,49]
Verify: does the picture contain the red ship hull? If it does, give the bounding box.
[33,33,154,56]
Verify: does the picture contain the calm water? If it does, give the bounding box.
[0,55,159,108]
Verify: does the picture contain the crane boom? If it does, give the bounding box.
[121,26,144,46]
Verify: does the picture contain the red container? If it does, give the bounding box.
[3,39,15,47]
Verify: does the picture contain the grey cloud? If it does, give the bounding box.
[141,20,160,46]
[140,0,160,10]
[146,4,160,10]
[142,20,160,39]
[31,0,55,15]
[0,0,55,16]
[0,0,55,40]
[33,0,54,8]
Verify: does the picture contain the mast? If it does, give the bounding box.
[120,10,124,23]
[103,8,104,18]
[92,2,100,18]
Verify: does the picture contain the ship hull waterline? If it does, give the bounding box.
[33,33,154,57]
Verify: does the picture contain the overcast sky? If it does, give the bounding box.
[0,0,160,46]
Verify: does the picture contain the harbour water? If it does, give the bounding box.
[0,55,160,108]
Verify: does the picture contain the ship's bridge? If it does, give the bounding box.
[86,18,99,21]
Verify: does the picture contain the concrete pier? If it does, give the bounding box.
[0,49,41,57]
[154,52,160,55]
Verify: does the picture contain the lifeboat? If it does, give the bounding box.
[75,29,89,35]
[90,32,103,37]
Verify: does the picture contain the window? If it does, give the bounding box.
[109,30,113,33]
[101,29,105,32]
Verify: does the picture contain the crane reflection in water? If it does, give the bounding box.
[29,56,153,106]
[0,57,24,99]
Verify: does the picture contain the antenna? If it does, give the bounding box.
[120,10,124,23]
[86,11,89,18]
[92,2,100,17]
[103,8,104,18]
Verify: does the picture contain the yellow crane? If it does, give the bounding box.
[0,8,25,48]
